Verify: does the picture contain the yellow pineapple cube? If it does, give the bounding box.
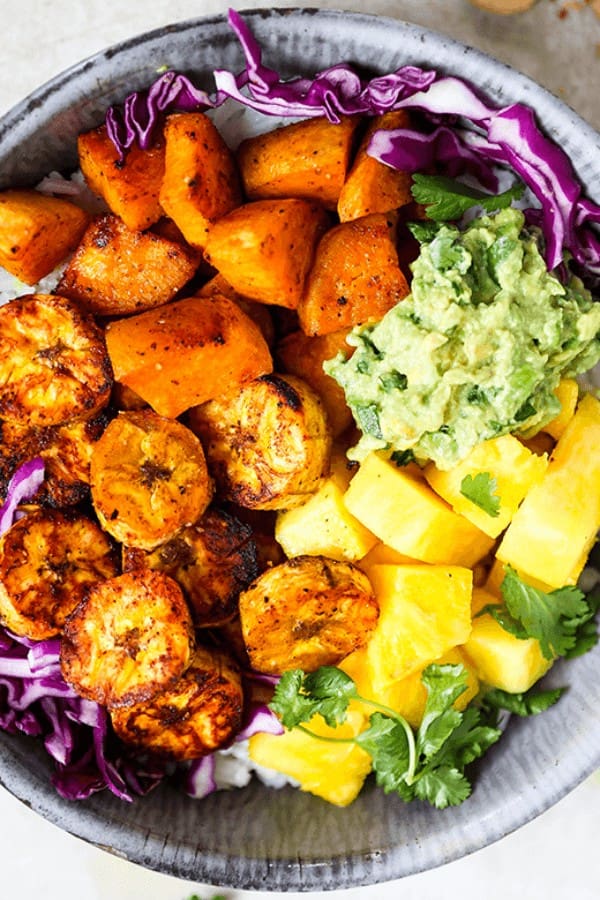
[424,434,548,538]
[357,541,419,574]
[497,393,600,588]
[343,453,494,567]
[275,450,377,561]
[363,563,473,689]
[542,378,579,441]
[341,645,479,729]
[248,705,371,806]
[464,588,552,693]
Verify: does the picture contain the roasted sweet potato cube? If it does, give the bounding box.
[298,212,409,335]
[57,214,199,316]
[105,293,273,418]
[198,273,275,346]
[276,328,354,437]
[0,190,89,285]
[78,125,165,231]
[237,117,360,211]
[337,111,414,221]
[203,198,329,309]
[159,112,242,249]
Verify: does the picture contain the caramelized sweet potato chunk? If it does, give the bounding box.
[0,190,89,284]
[78,125,165,231]
[337,111,414,221]
[198,273,275,346]
[57,214,199,315]
[105,293,273,418]
[159,112,242,248]
[203,198,329,309]
[237,116,359,210]
[298,212,409,335]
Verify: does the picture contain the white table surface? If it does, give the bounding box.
[1,2,600,898]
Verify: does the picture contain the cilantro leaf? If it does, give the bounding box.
[483,686,565,717]
[269,667,356,728]
[564,589,600,659]
[500,566,590,659]
[303,666,358,727]
[269,664,501,811]
[355,712,412,795]
[417,664,469,758]
[269,669,319,728]
[424,705,501,770]
[414,766,472,809]
[410,174,525,222]
[407,220,441,243]
[390,448,416,467]
[460,471,501,517]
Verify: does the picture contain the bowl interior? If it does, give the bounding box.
[1,8,599,891]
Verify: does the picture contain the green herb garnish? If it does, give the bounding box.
[482,685,565,718]
[270,664,501,809]
[460,472,501,517]
[410,174,525,222]
[390,448,416,467]
[478,566,597,660]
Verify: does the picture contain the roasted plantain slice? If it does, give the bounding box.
[188,373,331,510]
[60,570,195,708]
[0,508,118,640]
[37,412,110,507]
[110,644,244,760]
[90,409,213,551]
[238,555,379,674]
[122,507,258,627]
[0,413,109,507]
[0,293,112,428]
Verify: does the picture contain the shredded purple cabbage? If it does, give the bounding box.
[104,7,600,275]
[105,70,214,154]
[0,458,44,532]
[0,461,163,801]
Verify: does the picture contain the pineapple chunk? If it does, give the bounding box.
[275,475,377,562]
[464,588,552,693]
[424,434,548,538]
[341,646,479,729]
[344,453,494,567]
[497,393,600,588]
[248,705,371,806]
[363,563,473,690]
[357,541,419,575]
[542,378,579,441]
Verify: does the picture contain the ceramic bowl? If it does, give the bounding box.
[0,8,599,891]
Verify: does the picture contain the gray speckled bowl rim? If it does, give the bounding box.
[0,8,599,892]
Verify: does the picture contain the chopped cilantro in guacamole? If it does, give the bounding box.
[325,208,600,469]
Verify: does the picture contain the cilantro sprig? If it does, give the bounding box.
[482,685,565,719]
[410,174,525,222]
[460,472,501,517]
[478,566,599,660]
[270,663,501,809]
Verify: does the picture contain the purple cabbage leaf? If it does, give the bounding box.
[105,7,600,275]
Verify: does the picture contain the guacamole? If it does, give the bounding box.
[325,208,600,470]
